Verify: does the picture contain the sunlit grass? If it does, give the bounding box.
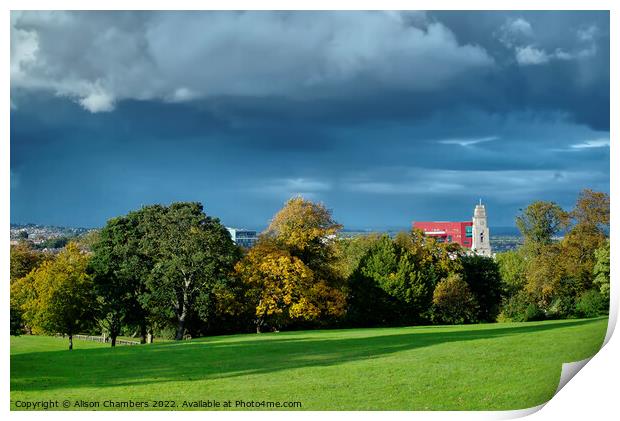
[11,317,607,410]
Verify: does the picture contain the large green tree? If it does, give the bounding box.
[89,213,151,346]
[140,203,240,340]
[349,233,441,326]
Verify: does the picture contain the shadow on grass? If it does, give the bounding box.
[11,318,606,392]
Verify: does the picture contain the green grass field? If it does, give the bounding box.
[11,317,608,411]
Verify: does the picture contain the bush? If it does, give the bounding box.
[498,291,545,322]
[546,296,575,320]
[155,325,177,340]
[574,290,604,318]
[432,274,478,325]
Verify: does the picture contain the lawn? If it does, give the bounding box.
[10,317,608,411]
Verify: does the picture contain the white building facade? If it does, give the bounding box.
[471,201,492,257]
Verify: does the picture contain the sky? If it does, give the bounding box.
[10,11,610,230]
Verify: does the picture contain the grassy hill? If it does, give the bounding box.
[11,317,607,410]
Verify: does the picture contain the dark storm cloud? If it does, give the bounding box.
[10,11,609,229]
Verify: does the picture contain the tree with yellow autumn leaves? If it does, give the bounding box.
[235,197,346,332]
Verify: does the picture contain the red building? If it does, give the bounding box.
[412,221,473,248]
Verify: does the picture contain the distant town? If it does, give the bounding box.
[11,223,523,253]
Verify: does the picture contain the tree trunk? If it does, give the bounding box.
[109,318,120,347]
[175,317,186,340]
[68,334,73,351]
[175,289,188,340]
[140,323,147,344]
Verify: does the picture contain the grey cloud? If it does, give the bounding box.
[341,167,608,202]
[496,17,534,48]
[11,11,494,113]
[494,16,600,66]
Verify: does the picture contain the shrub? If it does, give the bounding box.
[432,274,478,325]
[574,290,604,318]
[155,325,178,340]
[546,296,575,320]
[498,291,545,322]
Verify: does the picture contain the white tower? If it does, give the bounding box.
[472,200,492,257]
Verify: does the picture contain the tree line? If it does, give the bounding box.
[10,190,610,350]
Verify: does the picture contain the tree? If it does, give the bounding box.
[264,196,342,276]
[239,197,347,330]
[574,290,605,318]
[349,234,439,326]
[593,239,610,306]
[236,241,318,332]
[89,214,150,346]
[495,250,527,296]
[333,233,382,280]
[10,242,47,335]
[395,229,464,279]
[560,190,610,294]
[460,255,502,322]
[571,189,610,232]
[76,229,101,252]
[10,242,46,282]
[15,243,95,350]
[524,243,565,309]
[516,201,568,249]
[498,290,544,322]
[140,203,239,340]
[432,274,478,325]
[11,273,37,334]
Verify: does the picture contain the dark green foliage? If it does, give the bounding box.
[89,213,151,346]
[90,202,241,342]
[346,269,398,326]
[347,234,439,326]
[499,291,545,322]
[10,307,23,335]
[546,277,579,319]
[138,203,241,340]
[574,290,605,318]
[460,255,502,322]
